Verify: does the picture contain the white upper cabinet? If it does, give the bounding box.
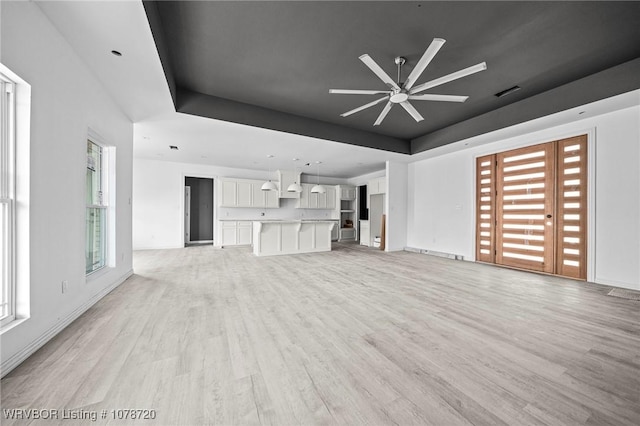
[277,170,302,199]
[237,181,253,207]
[296,184,337,209]
[368,177,386,195]
[326,186,337,210]
[264,188,279,208]
[221,180,237,206]
[340,185,357,200]
[220,178,280,208]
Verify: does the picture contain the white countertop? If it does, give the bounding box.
[253,220,337,224]
[220,219,337,222]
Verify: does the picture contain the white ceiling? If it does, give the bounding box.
[35,1,639,179]
[35,0,410,178]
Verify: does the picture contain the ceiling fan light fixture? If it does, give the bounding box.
[389,91,409,104]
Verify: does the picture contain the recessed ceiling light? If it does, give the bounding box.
[111,50,122,57]
[495,85,521,98]
[169,145,178,150]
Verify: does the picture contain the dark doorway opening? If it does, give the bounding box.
[185,177,214,245]
[359,184,368,220]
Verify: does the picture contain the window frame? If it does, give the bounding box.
[85,138,108,275]
[0,73,16,327]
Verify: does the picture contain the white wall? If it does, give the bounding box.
[133,158,347,250]
[1,2,133,374]
[347,169,385,187]
[386,161,408,251]
[407,103,640,291]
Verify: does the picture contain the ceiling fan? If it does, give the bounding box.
[329,38,487,126]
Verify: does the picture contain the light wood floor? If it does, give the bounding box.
[2,243,640,425]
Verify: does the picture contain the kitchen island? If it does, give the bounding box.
[252,220,336,257]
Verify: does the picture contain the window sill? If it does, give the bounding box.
[85,266,111,283]
[0,317,29,335]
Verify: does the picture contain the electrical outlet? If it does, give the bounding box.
[62,280,68,294]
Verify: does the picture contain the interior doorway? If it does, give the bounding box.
[184,177,214,245]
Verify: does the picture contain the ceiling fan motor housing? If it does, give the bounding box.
[389,90,409,103]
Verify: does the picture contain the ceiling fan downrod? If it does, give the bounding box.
[394,56,406,86]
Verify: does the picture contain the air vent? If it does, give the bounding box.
[495,85,521,98]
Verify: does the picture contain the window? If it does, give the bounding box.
[86,139,107,274]
[1,72,16,326]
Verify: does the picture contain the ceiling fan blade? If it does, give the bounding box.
[340,96,389,117]
[403,38,446,90]
[373,101,393,126]
[409,62,487,95]
[330,89,392,95]
[408,94,469,102]
[359,54,401,91]
[400,101,424,122]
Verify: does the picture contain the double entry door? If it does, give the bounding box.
[476,135,587,280]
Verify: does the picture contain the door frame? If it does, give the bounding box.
[472,127,596,282]
[180,173,216,248]
[184,186,191,243]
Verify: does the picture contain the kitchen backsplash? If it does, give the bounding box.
[218,197,339,221]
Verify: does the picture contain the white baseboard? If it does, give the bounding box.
[593,275,640,291]
[404,247,464,260]
[0,269,133,378]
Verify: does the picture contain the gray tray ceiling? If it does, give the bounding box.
[143,1,640,154]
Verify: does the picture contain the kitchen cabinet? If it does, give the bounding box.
[326,186,337,209]
[219,178,280,208]
[264,188,279,208]
[220,221,252,246]
[368,177,386,195]
[367,177,386,208]
[252,221,334,256]
[296,184,337,210]
[331,220,339,241]
[221,180,237,206]
[237,181,252,207]
[237,222,252,245]
[340,185,356,200]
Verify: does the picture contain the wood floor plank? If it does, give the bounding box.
[2,243,639,425]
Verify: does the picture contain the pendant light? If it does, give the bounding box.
[287,158,303,193]
[311,161,326,194]
[261,154,278,191]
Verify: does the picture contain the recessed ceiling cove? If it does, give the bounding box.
[143,1,640,155]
